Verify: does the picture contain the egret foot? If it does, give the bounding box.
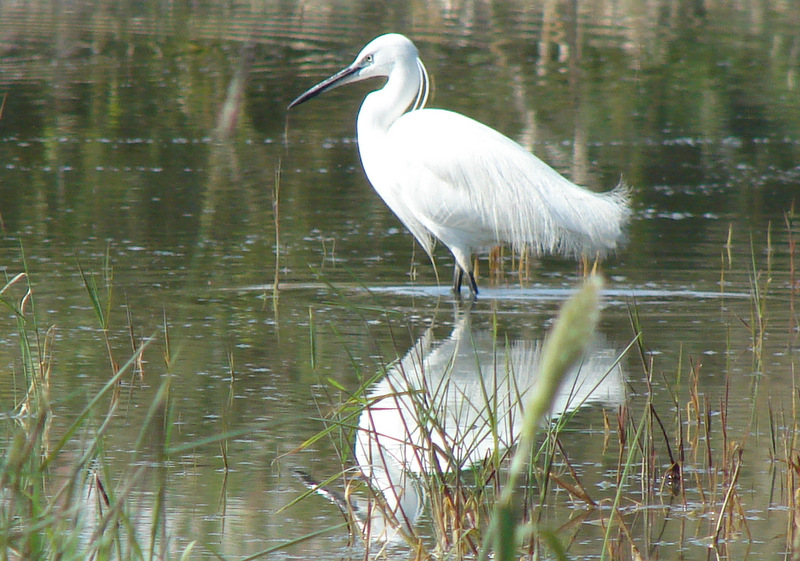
[452,264,478,297]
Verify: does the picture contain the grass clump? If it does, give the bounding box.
[286,213,800,560]
[0,262,192,561]
[291,275,629,560]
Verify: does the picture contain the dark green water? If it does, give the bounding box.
[1,1,798,559]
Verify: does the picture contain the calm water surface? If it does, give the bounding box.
[1,1,798,559]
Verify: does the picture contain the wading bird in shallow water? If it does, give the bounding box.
[289,33,631,297]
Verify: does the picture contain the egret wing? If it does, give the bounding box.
[386,108,628,257]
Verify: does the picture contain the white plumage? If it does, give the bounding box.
[290,33,630,296]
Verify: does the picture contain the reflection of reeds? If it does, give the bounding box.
[214,42,255,141]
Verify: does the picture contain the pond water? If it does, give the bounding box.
[0,1,798,559]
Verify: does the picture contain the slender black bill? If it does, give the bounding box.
[288,62,363,109]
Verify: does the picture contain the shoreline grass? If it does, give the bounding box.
[0,260,189,560]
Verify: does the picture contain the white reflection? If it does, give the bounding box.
[353,309,626,541]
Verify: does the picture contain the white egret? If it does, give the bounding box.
[289,33,631,296]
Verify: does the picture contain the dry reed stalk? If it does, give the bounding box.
[713,444,746,545]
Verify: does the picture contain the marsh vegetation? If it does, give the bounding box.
[1,1,799,559]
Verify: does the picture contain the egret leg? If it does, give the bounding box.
[451,252,479,296]
[466,270,479,296]
[452,264,463,293]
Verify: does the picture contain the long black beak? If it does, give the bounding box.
[288,62,362,109]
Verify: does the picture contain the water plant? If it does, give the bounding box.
[0,258,194,561]
[1,210,797,560]
[288,276,633,559]
[283,212,800,560]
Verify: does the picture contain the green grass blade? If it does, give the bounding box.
[482,275,604,561]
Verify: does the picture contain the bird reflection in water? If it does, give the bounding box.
[299,310,626,542]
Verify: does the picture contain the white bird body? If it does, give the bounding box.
[290,33,630,295]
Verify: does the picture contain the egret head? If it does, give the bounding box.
[288,34,422,109]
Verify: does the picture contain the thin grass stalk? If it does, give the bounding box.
[746,231,769,432]
[787,208,797,344]
[791,206,800,557]
[272,159,282,308]
[639,368,656,526]
[41,337,154,472]
[713,444,744,545]
[600,399,649,561]
[123,294,145,420]
[228,521,351,561]
[76,258,117,371]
